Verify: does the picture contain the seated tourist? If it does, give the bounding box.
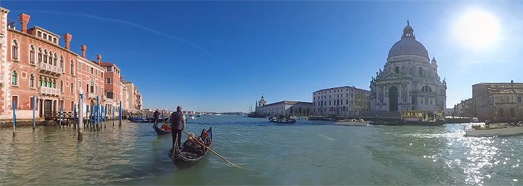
[183,133,203,154]
[198,129,211,146]
[160,123,170,130]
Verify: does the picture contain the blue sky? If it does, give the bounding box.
[3,1,523,112]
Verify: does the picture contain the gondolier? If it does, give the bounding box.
[170,106,186,148]
[153,109,160,125]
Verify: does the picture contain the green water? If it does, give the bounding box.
[0,116,522,185]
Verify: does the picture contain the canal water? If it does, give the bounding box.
[1,116,522,185]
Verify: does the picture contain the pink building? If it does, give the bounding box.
[0,7,135,120]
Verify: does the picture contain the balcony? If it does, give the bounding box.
[87,93,99,100]
[40,87,61,97]
[38,62,62,76]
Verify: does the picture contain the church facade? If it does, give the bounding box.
[369,21,447,112]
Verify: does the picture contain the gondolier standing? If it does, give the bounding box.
[153,109,160,125]
[170,106,186,149]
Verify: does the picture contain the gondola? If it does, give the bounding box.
[169,127,213,168]
[153,123,172,135]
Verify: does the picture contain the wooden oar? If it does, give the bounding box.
[182,130,242,169]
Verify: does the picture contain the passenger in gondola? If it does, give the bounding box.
[183,133,203,155]
[198,129,211,146]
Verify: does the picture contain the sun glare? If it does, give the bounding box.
[453,10,500,50]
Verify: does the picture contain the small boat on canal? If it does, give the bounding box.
[153,123,172,135]
[129,117,168,123]
[269,117,296,124]
[465,122,523,137]
[170,127,213,168]
[335,118,370,126]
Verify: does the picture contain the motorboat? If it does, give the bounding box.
[335,118,370,126]
[465,122,523,137]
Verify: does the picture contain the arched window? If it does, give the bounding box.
[11,71,18,85]
[29,45,35,64]
[395,66,400,74]
[43,50,48,63]
[70,60,74,75]
[52,79,56,88]
[71,83,74,94]
[43,77,48,87]
[48,51,53,65]
[38,48,43,63]
[11,40,19,60]
[39,77,42,87]
[60,56,64,73]
[29,74,35,88]
[60,81,63,92]
[53,53,57,66]
[418,67,423,76]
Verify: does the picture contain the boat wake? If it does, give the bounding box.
[319,134,335,141]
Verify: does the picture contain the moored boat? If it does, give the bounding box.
[465,122,523,137]
[247,112,266,118]
[170,127,213,168]
[335,119,370,126]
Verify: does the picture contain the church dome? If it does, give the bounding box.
[387,21,429,59]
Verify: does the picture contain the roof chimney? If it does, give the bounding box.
[96,54,101,65]
[63,33,72,50]
[81,45,86,58]
[18,13,30,33]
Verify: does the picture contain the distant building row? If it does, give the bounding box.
[453,81,523,122]
[0,7,142,120]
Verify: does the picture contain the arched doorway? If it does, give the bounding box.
[389,86,399,112]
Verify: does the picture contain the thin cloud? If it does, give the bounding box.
[11,10,215,58]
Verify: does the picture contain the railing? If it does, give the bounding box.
[38,62,62,75]
[88,93,98,99]
[40,87,60,96]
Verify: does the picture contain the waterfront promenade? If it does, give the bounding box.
[1,116,522,185]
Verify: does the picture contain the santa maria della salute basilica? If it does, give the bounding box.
[369,21,447,113]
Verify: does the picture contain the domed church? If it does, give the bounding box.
[369,21,446,112]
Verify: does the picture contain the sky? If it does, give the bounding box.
[2,0,523,112]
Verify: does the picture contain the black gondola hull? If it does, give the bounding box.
[170,127,213,168]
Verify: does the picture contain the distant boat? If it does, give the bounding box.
[153,124,172,135]
[247,112,265,118]
[269,117,296,124]
[186,115,196,119]
[335,118,370,126]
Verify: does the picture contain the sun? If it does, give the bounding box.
[453,10,500,50]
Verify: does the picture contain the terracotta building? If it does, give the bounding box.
[472,82,523,122]
[0,7,138,120]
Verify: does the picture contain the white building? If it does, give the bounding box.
[255,97,312,117]
[369,21,447,112]
[312,86,370,117]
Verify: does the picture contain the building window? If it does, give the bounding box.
[53,53,57,66]
[71,101,74,111]
[60,81,64,92]
[53,38,57,44]
[48,51,53,65]
[29,45,35,64]
[29,74,35,88]
[60,56,64,73]
[11,71,18,86]
[106,78,111,84]
[11,40,19,60]
[12,96,18,109]
[70,60,74,75]
[395,66,400,74]
[37,31,42,37]
[78,61,82,70]
[44,50,48,63]
[38,48,42,63]
[418,67,423,77]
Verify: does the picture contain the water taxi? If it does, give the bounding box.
[401,110,445,126]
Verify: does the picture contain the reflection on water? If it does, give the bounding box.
[1,118,523,185]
